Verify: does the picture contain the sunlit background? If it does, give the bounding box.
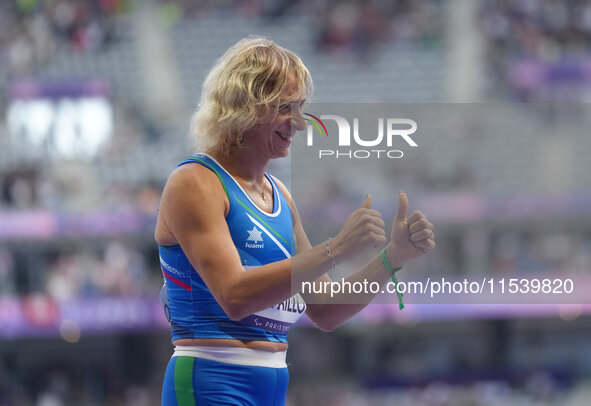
[1,0,591,405]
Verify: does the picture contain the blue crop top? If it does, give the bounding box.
[158,154,306,344]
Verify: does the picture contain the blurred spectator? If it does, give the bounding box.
[313,0,440,62]
[43,240,158,301]
[1,167,40,209]
[0,0,131,78]
[481,0,591,101]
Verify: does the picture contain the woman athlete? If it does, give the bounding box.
[155,36,435,405]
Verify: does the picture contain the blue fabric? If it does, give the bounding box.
[161,356,289,406]
[158,154,305,344]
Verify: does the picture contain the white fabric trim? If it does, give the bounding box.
[173,345,287,368]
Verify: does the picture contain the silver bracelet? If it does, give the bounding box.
[325,238,337,268]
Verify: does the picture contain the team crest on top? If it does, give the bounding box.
[246,226,264,248]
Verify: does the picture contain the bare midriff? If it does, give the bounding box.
[173,338,288,352]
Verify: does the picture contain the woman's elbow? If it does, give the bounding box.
[218,296,250,321]
[308,310,341,332]
[315,320,339,332]
[225,308,246,321]
[214,279,254,320]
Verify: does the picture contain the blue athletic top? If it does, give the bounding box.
[158,154,306,344]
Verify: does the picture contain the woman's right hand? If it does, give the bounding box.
[331,194,387,263]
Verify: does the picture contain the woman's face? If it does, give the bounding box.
[243,82,307,160]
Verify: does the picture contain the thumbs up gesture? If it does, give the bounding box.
[331,194,387,263]
[389,191,435,266]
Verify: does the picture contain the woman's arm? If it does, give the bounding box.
[156,164,385,321]
[289,190,435,332]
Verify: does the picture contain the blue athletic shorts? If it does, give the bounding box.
[161,356,289,406]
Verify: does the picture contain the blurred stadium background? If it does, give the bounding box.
[1,0,591,405]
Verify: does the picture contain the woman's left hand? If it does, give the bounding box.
[387,191,435,267]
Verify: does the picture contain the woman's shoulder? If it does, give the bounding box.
[163,159,228,206]
[169,160,218,186]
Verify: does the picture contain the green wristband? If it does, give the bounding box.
[380,248,404,310]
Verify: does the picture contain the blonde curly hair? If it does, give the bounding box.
[190,36,313,158]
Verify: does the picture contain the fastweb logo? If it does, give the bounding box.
[304,113,418,159]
